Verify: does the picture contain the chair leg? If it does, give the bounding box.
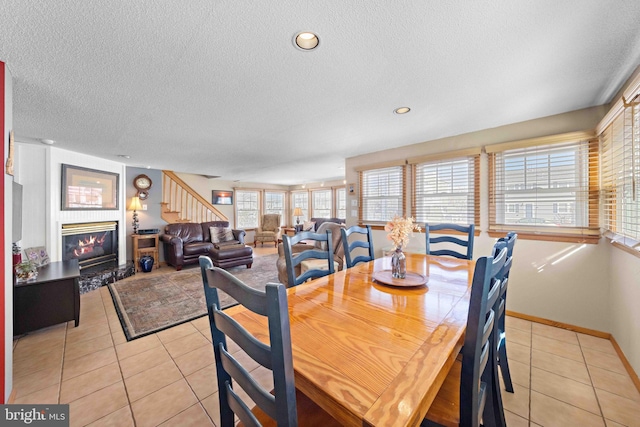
[498,337,514,393]
[484,338,507,427]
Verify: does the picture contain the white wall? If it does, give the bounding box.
[16,144,127,266]
[125,167,166,262]
[3,64,13,402]
[346,106,612,334]
[608,246,640,375]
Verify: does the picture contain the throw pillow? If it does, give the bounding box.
[210,226,234,244]
[303,221,316,231]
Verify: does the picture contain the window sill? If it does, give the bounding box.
[605,233,640,258]
[487,230,599,244]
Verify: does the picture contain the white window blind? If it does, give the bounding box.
[360,166,405,222]
[489,139,599,241]
[264,191,285,225]
[312,189,332,218]
[291,191,309,222]
[413,156,478,226]
[235,190,259,229]
[601,101,640,247]
[335,188,346,219]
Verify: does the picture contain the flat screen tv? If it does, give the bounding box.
[13,181,23,243]
[212,190,233,205]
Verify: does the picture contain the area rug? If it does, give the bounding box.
[108,254,279,341]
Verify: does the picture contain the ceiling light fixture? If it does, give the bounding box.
[41,139,55,145]
[294,32,319,50]
[394,107,411,114]
[117,154,131,159]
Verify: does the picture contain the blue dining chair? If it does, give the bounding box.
[282,228,334,287]
[341,225,374,268]
[199,256,340,427]
[425,223,475,260]
[494,232,517,393]
[422,244,508,427]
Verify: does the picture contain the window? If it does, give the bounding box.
[264,191,285,225]
[412,154,479,226]
[235,190,259,229]
[601,100,640,247]
[359,165,405,223]
[291,191,309,222]
[312,189,332,218]
[335,187,346,219]
[487,133,599,242]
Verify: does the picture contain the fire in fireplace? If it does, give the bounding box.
[62,222,118,271]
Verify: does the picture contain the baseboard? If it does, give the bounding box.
[610,336,640,395]
[506,310,610,338]
[506,310,640,394]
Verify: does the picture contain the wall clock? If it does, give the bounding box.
[133,174,152,192]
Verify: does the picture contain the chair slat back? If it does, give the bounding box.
[425,223,475,260]
[341,225,375,268]
[199,256,297,427]
[283,229,334,287]
[460,244,507,427]
[494,232,517,326]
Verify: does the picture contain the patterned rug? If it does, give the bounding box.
[108,254,279,341]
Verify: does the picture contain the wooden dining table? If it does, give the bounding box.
[226,252,475,427]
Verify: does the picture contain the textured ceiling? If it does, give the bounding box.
[2,1,640,185]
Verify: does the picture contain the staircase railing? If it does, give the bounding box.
[161,171,228,224]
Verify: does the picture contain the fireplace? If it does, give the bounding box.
[61,221,118,272]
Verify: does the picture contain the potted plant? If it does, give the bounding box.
[15,259,38,283]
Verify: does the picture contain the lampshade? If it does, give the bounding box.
[293,207,303,216]
[128,196,142,211]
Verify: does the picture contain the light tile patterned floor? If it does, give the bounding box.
[12,247,640,426]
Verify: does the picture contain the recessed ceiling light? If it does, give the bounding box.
[117,154,131,159]
[41,139,55,145]
[294,32,319,50]
[394,107,411,114]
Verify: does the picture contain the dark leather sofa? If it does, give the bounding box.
[161,221,246,270]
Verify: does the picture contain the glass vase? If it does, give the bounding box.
[391,246,406,279]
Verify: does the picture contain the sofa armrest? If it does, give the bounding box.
[160,234,183,246]
[232,229,246,245]
[161,234,185,270]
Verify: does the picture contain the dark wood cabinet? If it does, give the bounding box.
[13,260,80,336]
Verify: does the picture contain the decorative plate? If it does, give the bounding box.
[372,270,428,287]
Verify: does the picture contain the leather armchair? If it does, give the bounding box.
[276,222,345,287]
[254,214,282,247]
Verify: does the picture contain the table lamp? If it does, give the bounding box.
[293,207,303,225]
[128,196,143,234]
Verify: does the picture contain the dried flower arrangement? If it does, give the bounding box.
[384,215,422,248]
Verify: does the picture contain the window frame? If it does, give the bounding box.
[358,163,406,225]
[600,97,640,251]
[410,150,480,229]
[335,187,346,220]
[234,189,260,230]
[263,191,286,226]
[311,188,332,219]
[486,131,599,243]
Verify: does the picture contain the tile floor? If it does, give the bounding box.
[11,246,640,426]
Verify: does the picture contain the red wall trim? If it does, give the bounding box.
[1,60,6,403]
